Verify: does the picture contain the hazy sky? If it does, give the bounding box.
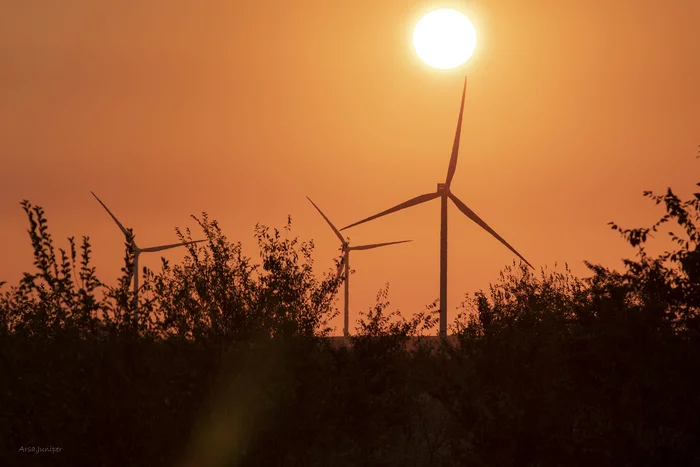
[1,0,698,334]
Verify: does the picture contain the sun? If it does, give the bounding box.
[413,9,477,69]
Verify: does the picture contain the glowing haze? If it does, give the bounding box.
[0,0,698,335]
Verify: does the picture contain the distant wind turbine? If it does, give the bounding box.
[306,196,411,337]
[91,191,205,304]
[340,77,533,336]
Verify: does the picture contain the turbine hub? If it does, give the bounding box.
[437,182,449,193]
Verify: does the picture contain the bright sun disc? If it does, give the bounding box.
[413,9,477,69]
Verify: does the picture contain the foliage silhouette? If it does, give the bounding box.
[2,176,700,466]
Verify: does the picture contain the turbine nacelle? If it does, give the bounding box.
[437,183,449,194]
[125,231,141,252]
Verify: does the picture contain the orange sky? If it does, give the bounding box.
[1,0,698,335]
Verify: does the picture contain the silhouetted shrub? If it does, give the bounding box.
[2,177,700,466]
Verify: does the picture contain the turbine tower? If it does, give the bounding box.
[306,196,411,337]
[340,77,533,337]
[91,191,205,304]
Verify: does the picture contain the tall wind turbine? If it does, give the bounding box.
[340,77,533,336]
[91,191,205,304]
[306,197,411,337]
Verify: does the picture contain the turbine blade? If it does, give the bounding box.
[91,191,130,237]
[349,240,412,251]
[445,76,467,189]
[306,196,345,243]
[449,193,534,269]
[340,192,440,231]
[140,239,206,253]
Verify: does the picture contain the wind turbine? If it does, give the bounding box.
[306,196,411,337]
[91,191,205,304]
[340,77,533,337]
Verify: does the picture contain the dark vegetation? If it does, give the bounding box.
[2,179,700,466]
